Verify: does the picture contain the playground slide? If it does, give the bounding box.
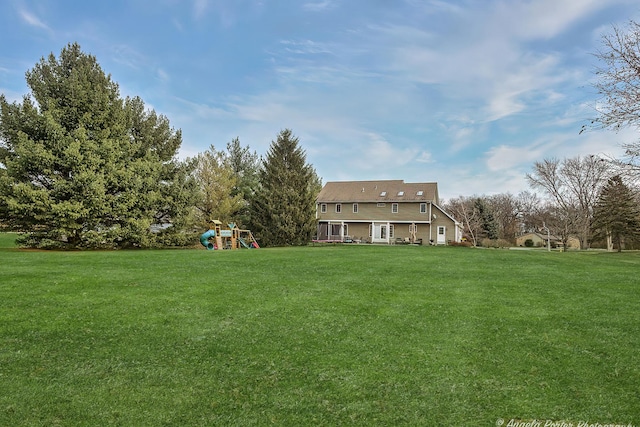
[200,229,216,250]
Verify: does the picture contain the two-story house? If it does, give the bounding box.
[316,180,462,245]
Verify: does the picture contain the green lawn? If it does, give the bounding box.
[1,235,639,426]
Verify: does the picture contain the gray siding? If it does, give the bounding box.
[318,202,432,222]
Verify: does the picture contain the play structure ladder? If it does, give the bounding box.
[248,231,260,248]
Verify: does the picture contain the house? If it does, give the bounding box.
[515,232,580,249]
[315,180,462,245]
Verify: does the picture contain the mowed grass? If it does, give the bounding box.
[1,235,639,426]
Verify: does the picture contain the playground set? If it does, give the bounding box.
[200,220,259,250]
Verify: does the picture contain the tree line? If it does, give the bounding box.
[445,21,640,251]
[3,20,640,250]
[444,156,640,251]
[0,43,320,249]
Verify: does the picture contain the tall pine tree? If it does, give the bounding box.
[251,129,319,246]
[591,175,640,251]
[0,43,195,248]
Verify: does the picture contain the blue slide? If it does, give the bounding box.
[200,230,216,250]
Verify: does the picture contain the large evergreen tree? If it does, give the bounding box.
[591,175,640,251]
[0,43,195,248]
[474,197,499,241]
[251,129,319,246]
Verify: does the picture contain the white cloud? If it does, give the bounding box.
[279,39,333,55]
[110,45,147,70]
[491,0,609,41]
[193,0,209,18]
[18,8,50,31]
[486,144,549,172]
[485,125,633,174]
[303,1,337,12]
[156,68,170,82]
[415,151,433,163]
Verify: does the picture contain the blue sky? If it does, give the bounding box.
[1,0,639,200]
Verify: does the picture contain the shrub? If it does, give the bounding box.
[481,239,512,248]
[524,239,534,247]
[449,241,472,247]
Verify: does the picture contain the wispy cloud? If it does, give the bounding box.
[110,45,147,70]
[303,1,337,12]
[279,39,333,55]
[156,68,170,82]
[193,0,209,18]
[18,7,51,32]
[490,0,608,40]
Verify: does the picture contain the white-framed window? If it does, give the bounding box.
[392,203,398,213]
[397,191,404,196]
[377,202,386,207]
[409,224,418,233]
[335,203,342,213]
[353,203,358,213]
[417,190,424,196]
[320,203,327,213]
[420,203,427,213]
[380,191,387,197]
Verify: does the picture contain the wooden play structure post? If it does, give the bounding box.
[212,220,223,250]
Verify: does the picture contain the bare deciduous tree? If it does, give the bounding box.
[526,156,611,249]
[593,21,640,178]
[444,196,482,246]
[515,190,544,234]
[487,193,520,244]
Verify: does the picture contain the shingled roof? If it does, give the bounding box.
[317,180,439,204]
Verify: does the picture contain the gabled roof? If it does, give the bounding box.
[317,180,439,204]
[520,232,561,241]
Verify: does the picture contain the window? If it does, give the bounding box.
[320,203,327,213]
[353,203,358,213]
[397,191,404,196]
[409,224,418,233]
[392,203,398,213]
[389,225,395,238]
[417,190,424,196]
[377,203,386,207]
[335,203,342,213]
[380,191,387,197]
[368,224,372,237]
[420,203,427,213]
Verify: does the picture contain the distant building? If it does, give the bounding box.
[316,180,462,245]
